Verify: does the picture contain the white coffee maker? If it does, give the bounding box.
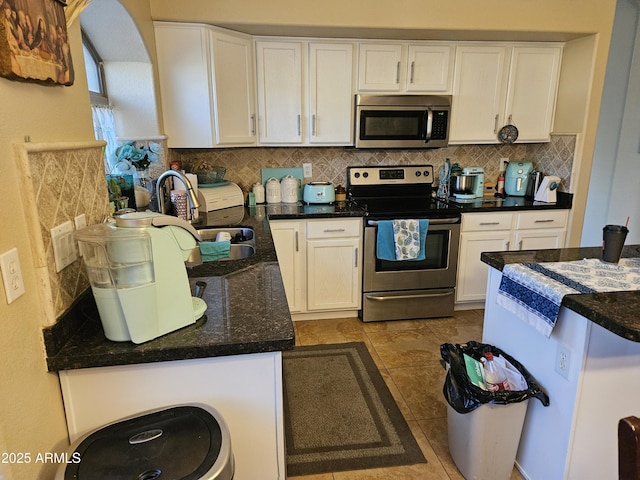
[76,212,206,344]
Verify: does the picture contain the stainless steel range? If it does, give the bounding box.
[347,165,461,322]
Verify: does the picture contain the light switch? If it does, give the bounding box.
[51,221,77,272]
[1,248,25,304]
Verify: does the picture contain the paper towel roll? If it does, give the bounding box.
[172,173,198,194]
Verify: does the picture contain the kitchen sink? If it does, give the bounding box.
[186,227,256,263]
[196,227,255,244]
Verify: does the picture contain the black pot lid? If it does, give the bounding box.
[64,405,232,480]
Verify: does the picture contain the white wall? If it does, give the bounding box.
[582,0,640,246]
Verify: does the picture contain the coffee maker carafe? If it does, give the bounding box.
[76,212,206,344]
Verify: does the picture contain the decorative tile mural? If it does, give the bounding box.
[174,135,576,194]
[14,142,111,324]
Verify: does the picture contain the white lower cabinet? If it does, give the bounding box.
[270,218,363,318]
[456,209,568,304]
[59,352,286,480]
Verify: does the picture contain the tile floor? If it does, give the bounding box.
[289,309,525,480]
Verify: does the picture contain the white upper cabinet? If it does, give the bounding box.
[357,42,454,93]
[210,30,257,145]
[154,22,257,148]
[255,41,304,144]
[450,43,562,144]
[255,39,354,146]
[308,43,354,144]
[154,23,214,148]
[504,46,562,142]
[449,45,510,144]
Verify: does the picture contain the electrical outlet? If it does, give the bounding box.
[555,345,571,380]
[303,163,313,178]
[500,158,509,172]
[51,221,77,273]
[1,248,25,304]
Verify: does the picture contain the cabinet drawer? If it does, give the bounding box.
[461,213,513,232]
[306,219,362,239]
[516,210,568,230]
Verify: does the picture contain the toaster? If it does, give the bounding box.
[303,182,335,204]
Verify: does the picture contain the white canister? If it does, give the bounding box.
[252,182,265,204]
[266,177,281,204]
[281,175,299,204]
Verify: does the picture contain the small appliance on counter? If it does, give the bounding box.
[534,175,561,203]
[197,181,244,212]
[451,166,484,200]
[504,161,534,196]
[303,182,335,204]
[75,212,206,344]
[525,171,543,199]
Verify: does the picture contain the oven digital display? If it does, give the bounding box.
[379,169,405,180]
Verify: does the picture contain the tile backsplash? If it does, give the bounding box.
[15,135,575,326]
[15,141,111,324]
[173,134,576,193]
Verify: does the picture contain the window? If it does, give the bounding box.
[82,29,108,105]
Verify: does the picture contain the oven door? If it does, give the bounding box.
[363,217,460,293]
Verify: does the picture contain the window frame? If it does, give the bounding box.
[82,29,109,106]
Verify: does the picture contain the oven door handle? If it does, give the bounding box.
[367,218,459,226]
[365,291,454,301]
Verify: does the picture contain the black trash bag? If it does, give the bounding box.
[441,341,550,414]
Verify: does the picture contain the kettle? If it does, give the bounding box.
[281,175,299,204]
[266,177,281,204]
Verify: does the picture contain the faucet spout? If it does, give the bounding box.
[156,170,200,223]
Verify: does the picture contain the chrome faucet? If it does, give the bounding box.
[156,170,200,223]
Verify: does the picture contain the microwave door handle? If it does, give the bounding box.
[424,108,433,143]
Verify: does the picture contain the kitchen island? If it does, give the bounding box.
[480,244,640,480]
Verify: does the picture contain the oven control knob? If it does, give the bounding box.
[423,170,430,177]
[363,172,369,178]
[415,171,421,177]
[354,172,360,178]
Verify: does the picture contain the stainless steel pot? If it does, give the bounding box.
[450,174,477,195]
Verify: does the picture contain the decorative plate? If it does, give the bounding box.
[498,124,519,144]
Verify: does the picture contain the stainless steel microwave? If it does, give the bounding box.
[354,94,451,149]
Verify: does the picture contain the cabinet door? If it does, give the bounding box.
[357,43,403,92]
[504,46,562,142]
[450,45,509,144]
[269,221,305,313]
[306,237,361,311]
[154,23,214,148]
[457,230,511,303]
[406,44,454,92]
[308,42,354,145]
[514,229,566,251]
[255,41,304,144]
[210,30,257,146]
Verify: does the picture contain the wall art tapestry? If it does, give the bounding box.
[0,0,74,85]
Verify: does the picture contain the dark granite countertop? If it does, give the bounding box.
[481,244,640,342]
[447,191,573,213]
[44,195,574,372]
[44,209,295,371]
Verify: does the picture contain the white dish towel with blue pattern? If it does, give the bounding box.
[392,219,421,260]
[497,257,640,337]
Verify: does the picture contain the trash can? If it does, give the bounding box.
[441,341,549,480]
[56,404,234,480]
